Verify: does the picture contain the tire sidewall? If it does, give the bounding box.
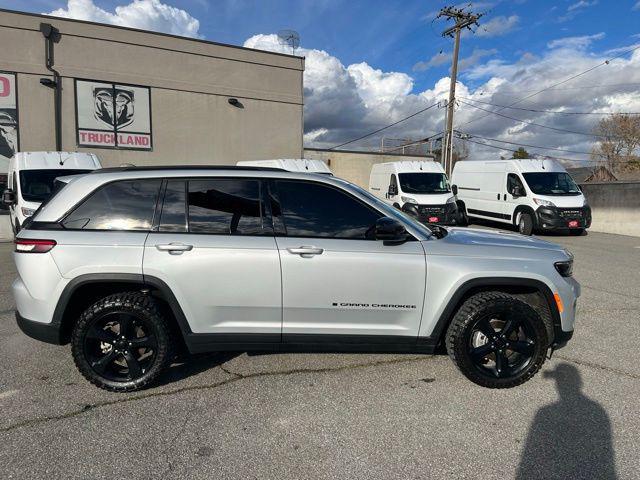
[72,295,170,391]
[448,295,548,388]
[518,213,533,236]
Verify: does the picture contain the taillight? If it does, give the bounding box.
[15,239,57,253]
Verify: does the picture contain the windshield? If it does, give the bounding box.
[19,169,93,203]
[340,180,433,238]
[398,173,450,194]
[522,172,581,196]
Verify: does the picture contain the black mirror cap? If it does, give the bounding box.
[375,216,408,245]
[2,189,16,206]
[388,185,398,196]
[451,184,458,196]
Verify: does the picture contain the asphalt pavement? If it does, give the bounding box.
[1,226,639,479]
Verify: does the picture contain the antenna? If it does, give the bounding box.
[277,29,300,55]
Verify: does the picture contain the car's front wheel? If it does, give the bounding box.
[446,291,549,388]
[71,292,172,392]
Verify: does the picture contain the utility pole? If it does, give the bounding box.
[437,6,483,175]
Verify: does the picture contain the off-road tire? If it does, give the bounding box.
[71,292,172,392]
[518,213,534,236]
[446,291,549,389]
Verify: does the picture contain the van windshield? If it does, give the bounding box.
[19,169,93,203]
[522,172,581,196]
[398,173,450,194]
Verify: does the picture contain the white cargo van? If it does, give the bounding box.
[451,159,591,236]
[2,151,102,233]
[237,159,333,175]
[369,161,458,225]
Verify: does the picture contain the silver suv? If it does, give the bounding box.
[12,166,579,391]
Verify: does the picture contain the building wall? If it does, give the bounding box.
[580,182,640,237]
[0,9,304,168]
[304,148,438,188]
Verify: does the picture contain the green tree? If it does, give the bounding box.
[512,147,530,159]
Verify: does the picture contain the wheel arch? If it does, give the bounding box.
[426,277,561,347]
[54,274,191,346]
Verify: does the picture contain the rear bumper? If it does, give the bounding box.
[535,206,592,231]
[16,311,64,345]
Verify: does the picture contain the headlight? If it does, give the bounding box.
[401,196,417,204]
[555,250,574,277]
[446,196,456,204]
[533,198,555,207]
[21,207,36,217]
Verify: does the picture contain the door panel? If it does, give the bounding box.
[276,237,426,337]
[144,233,281,335]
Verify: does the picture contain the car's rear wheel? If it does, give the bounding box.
[446,291,549,388]
[71,292,172,392]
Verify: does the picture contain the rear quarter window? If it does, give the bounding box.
[62,179,161,230]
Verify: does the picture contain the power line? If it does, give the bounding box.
[460,133,596,155]
[459,97,640,115]
[328,102,439,150]
[458,99,619,139]
[455,43,640,130]
[477,82,640,95]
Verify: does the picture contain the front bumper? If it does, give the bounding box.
[402,203,459,226]
[16,311,64,345]
[536,205,592,231]
[552,329,574,350]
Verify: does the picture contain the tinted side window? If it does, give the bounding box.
[507,173,524,192]
[188,179,264,235]
[275,180,380,239]
[159,180,187,232]
[63,179,161,230]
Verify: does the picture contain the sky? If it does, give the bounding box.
[2,0,640,165]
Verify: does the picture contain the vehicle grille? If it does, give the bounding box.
[418,206,445,215]
[557,209,584,218]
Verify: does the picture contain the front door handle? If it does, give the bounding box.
[156,243,193,255]
[287,246,324,258]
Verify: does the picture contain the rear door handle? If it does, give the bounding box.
[287,246,324,258]
[156,243,193,255]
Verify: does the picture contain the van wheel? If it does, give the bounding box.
[71,292,172,392]
[446,291,549,388]
[457,206,469,226]
[517,213,533,236]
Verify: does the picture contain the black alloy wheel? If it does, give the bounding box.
[72,292,172,392]
[446,291,549,388]
[83,311,158,383]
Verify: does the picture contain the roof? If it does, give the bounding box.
[373,161,444,173]
[567,166,618,183]
[11,152,102,170]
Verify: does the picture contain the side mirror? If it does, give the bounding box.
[451,184,458,196]
[388,184,398,196]
[512,185,525,197]
[2,189,16,207]
[375,217,408,245]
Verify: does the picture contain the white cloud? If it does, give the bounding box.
[633,1,640,10]
[246,32,640,164]
[547,32,605,50]
[46,0,201,38]
[472,15,519,38]
[414,49,497,73]
[413,51,449,72]
[567,0,598,12]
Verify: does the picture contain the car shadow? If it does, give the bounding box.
[515,363,617,479]
[463,218,587,237]
[155,351,241,387]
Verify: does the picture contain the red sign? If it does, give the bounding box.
[428,217,439,223]
[568,220,579,228]
[78,130,151,150]
[0,76,9,97]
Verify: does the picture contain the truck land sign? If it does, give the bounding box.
[0,72,19,163]
[75,79,152,150]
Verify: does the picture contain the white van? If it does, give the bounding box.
[451,159,591,236]
[369,161,458,225]
[2,151,102,233]
[237,159,333,175]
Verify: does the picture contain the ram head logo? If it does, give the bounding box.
[93,87,135,129]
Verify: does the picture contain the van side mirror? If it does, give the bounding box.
[451,184,458,196]
[388,184,398,196]
[375,217,408,245]
[2,189,16,207]
[512,185,525,197]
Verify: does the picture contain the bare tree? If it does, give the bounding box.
[591,114,640,172]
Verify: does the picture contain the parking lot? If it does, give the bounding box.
[0,226,639,479]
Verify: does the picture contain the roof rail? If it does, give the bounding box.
[91,165,287,173]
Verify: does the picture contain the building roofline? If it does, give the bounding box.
[0,7,303,62]
[304,147,436,159]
